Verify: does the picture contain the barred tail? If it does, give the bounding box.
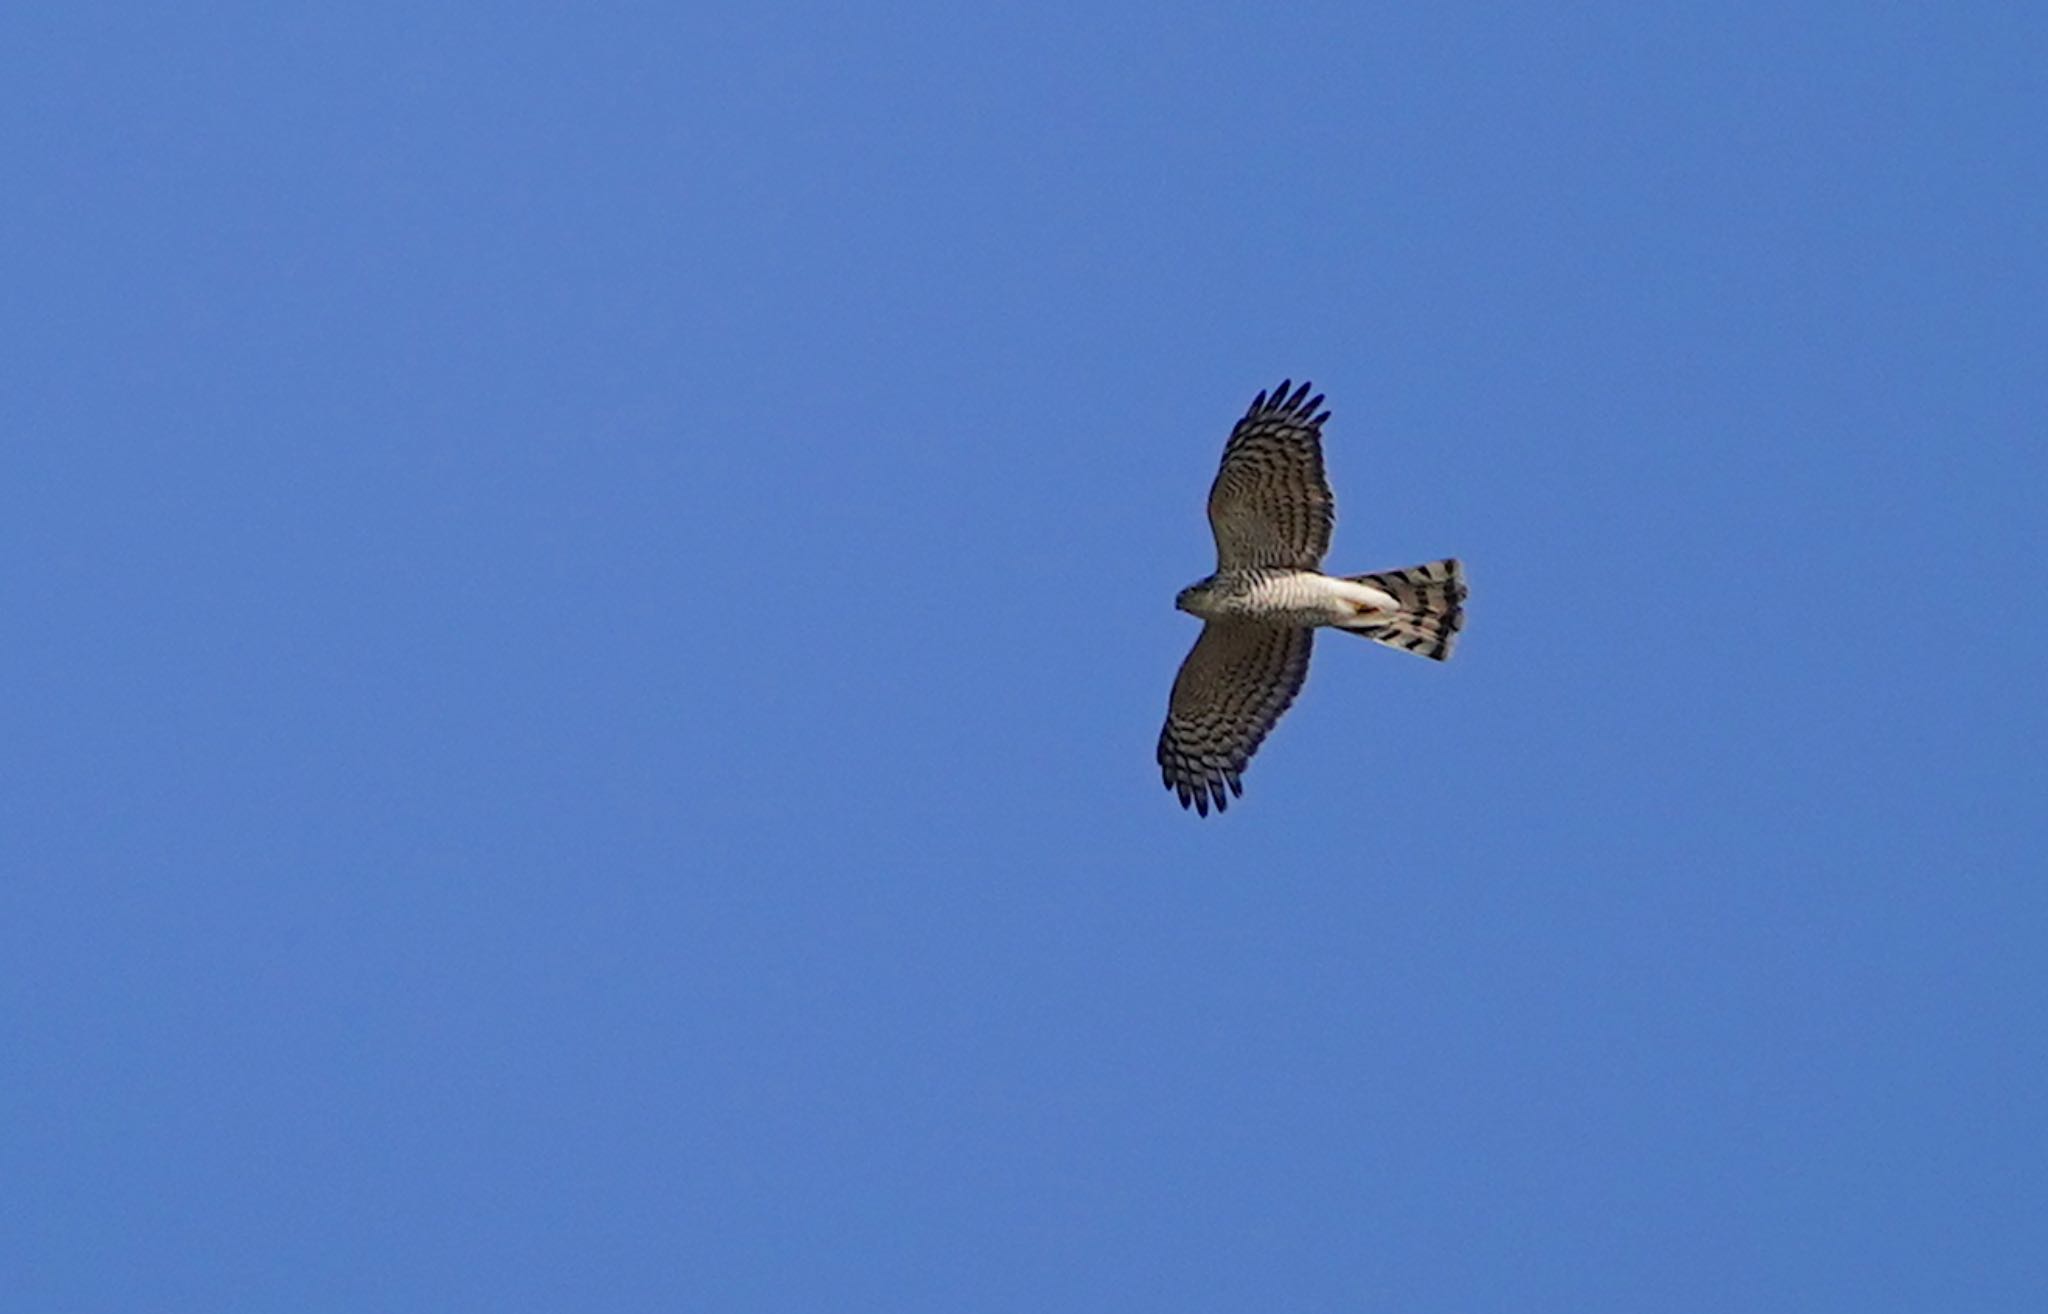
[1342,558,1466,660]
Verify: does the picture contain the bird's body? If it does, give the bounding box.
[1157,380,1468,816]
[1178,568,1403,629]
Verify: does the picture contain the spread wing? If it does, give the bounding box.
[1157,622,1314,816]
[1206,379,1334,570]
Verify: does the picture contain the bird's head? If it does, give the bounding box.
[1175,579,1214,615]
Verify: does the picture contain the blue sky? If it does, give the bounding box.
[4,4,2044,1310]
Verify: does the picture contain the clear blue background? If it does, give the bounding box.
[5,4,2044,1310]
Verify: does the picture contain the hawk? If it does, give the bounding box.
[1158,380,1467,815]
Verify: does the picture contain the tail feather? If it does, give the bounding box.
[1343,558,1466,660]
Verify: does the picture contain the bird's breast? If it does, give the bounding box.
[1207,570,1349,626]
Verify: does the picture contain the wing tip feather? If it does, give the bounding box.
[1243,377,1326,425]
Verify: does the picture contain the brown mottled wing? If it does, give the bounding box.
[1206,379,1334,570]
[1157,622,1314,816]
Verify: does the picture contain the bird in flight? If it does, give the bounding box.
[1158,380,1467,815]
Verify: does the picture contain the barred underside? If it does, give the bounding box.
[1157,622,1314,816]
[1206,380,1335,571]
[1343,558,1467,661]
